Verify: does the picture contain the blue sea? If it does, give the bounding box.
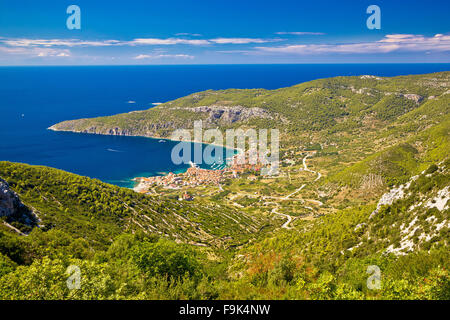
[0,64,449,188]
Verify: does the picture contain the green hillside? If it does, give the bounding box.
[49,72,450,204]
[49,72,449,140]
[0,160,447,300]
[221,161,449,300]
[1,71,449,300]
[0,161,273,249]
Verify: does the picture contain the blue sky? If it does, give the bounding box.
[0,0,449,65]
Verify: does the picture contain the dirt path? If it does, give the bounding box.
[302,153,321,182]
[283,153,321,200]
[273,153,322,228]
[283,184,306,200]
[271,207,293,229]
[226,153,323,229]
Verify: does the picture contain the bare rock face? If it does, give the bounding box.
[0,178,22,218]
[382,92,424,104]
[191,105,274,124]
[360,75,383,80]
[403,94,424,104]
[368,178,415,219]
[0,178,38,229]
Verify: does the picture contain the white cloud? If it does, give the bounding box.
[0,45,71,57]
[0,36,279,49]
[255,34,450,54]
[275,32,325,36]
[0,46,28,54]
[174,33,202,37]
[134,54,194,60]
[1,38,121,47]
[36,48,71,57]
[209,38,276,44]
[216,50,252,54]
[3,33,448,63]
[134,54,152,59]
[132,37,276,45]
[379,34,417,41]
[130,38,209,45]
[0,37,208,47]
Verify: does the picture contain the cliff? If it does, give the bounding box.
[0,178,38,232]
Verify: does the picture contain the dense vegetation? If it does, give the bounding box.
[50,72,449,142]
[1,72,448,300]
[0,161,447,299]
[0,161,272,248]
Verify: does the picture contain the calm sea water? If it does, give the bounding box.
[0,64,448,187]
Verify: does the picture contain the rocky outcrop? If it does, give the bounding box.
[383,92,424,104]
[403,94,424,104]
[360,75,383,80]
[49,104,279,139]
[0,178,23,218]
[369,178,414,219]
[190,105,274,124]
[0,178,38,230]
[49,121,180,138]
[364,163,449,256]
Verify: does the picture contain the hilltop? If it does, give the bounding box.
[49,71,450,203]
[49,72,449,141]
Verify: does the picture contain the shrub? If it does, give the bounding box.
[131,239,200,280]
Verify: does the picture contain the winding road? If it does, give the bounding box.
[283,153,321,200]
[272,152,322,228]
[272,207,293,229]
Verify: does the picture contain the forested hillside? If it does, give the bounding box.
[0,161,273,249]
[49,72,449,143]
[0,161,447,299]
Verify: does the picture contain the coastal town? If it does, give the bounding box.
[133,152,264,197]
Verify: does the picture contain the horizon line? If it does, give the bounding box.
[1,62,450,67]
